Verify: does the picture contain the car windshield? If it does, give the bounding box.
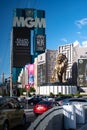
[69,98,87,102]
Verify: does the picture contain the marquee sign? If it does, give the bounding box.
[13,17,46,28]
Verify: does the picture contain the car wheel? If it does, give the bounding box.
[22,115,26,126]
[3,122,9,130]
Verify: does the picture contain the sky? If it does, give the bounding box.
[1,0,87,81]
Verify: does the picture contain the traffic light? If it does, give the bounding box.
[25,85,30,90]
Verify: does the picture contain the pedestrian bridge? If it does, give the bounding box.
[27,104,87,130]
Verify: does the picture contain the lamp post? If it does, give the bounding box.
[25,84,30,109]
[10,73,12,97]
[10,31,13,97]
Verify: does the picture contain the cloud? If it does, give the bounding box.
[61,38,67,42]
[75,18,87,28]
[76,31,87,41]
[82,41,87,47]
[73,40,80,47]
[73,40,87,47]
[77,31,81,34]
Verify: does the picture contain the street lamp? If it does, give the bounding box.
[10,31,13,97]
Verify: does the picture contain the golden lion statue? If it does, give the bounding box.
[51,53,68,83]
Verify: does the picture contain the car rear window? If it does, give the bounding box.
[38,101,52,105]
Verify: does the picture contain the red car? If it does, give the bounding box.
[33,100,59,116]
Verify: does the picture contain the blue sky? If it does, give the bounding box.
[1,0,87,80]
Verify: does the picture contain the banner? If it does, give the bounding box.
[26,64,34,87]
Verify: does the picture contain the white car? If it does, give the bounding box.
[63,97,87,105]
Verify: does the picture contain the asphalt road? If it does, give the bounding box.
[12,122,32,130]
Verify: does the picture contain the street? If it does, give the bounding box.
[12,122,32,130]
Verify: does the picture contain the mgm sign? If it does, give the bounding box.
[13,17,46,28]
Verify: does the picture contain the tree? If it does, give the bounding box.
[29,87,36,93]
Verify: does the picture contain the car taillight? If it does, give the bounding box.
[42,105,48,110]
[34,104,39,109]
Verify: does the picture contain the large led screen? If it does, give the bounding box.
[35,35,46,52]
[78,59,87,87]
[13,27,31,67]
[25,64,34,87]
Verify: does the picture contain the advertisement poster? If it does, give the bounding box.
[78,59,87,86]
[35,35,46,52]
[26,64,34,87]
[13,27,31,67]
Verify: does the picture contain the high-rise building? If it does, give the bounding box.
[11,8,46,84]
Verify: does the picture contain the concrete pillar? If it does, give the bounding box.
[63,105,76,130]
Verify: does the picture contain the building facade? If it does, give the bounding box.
[58,43,78,85]
[34,49,57,94]
[18,42,87,94]
[77,47,87,87]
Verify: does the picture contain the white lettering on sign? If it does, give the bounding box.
[15,38,29,46]
[13,17,46,28]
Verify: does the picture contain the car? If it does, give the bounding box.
[33,100,60,116]
[55,96,72,106]
[26,96,43,105]
[55,97,64,106]
[0,96,26,130]
[63,97,87,105]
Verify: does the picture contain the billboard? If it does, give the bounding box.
[37,53,46,65]
[25,64,34,87]
[35,35,46,52]
[78,59,87,87]
[13,27,31,67]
